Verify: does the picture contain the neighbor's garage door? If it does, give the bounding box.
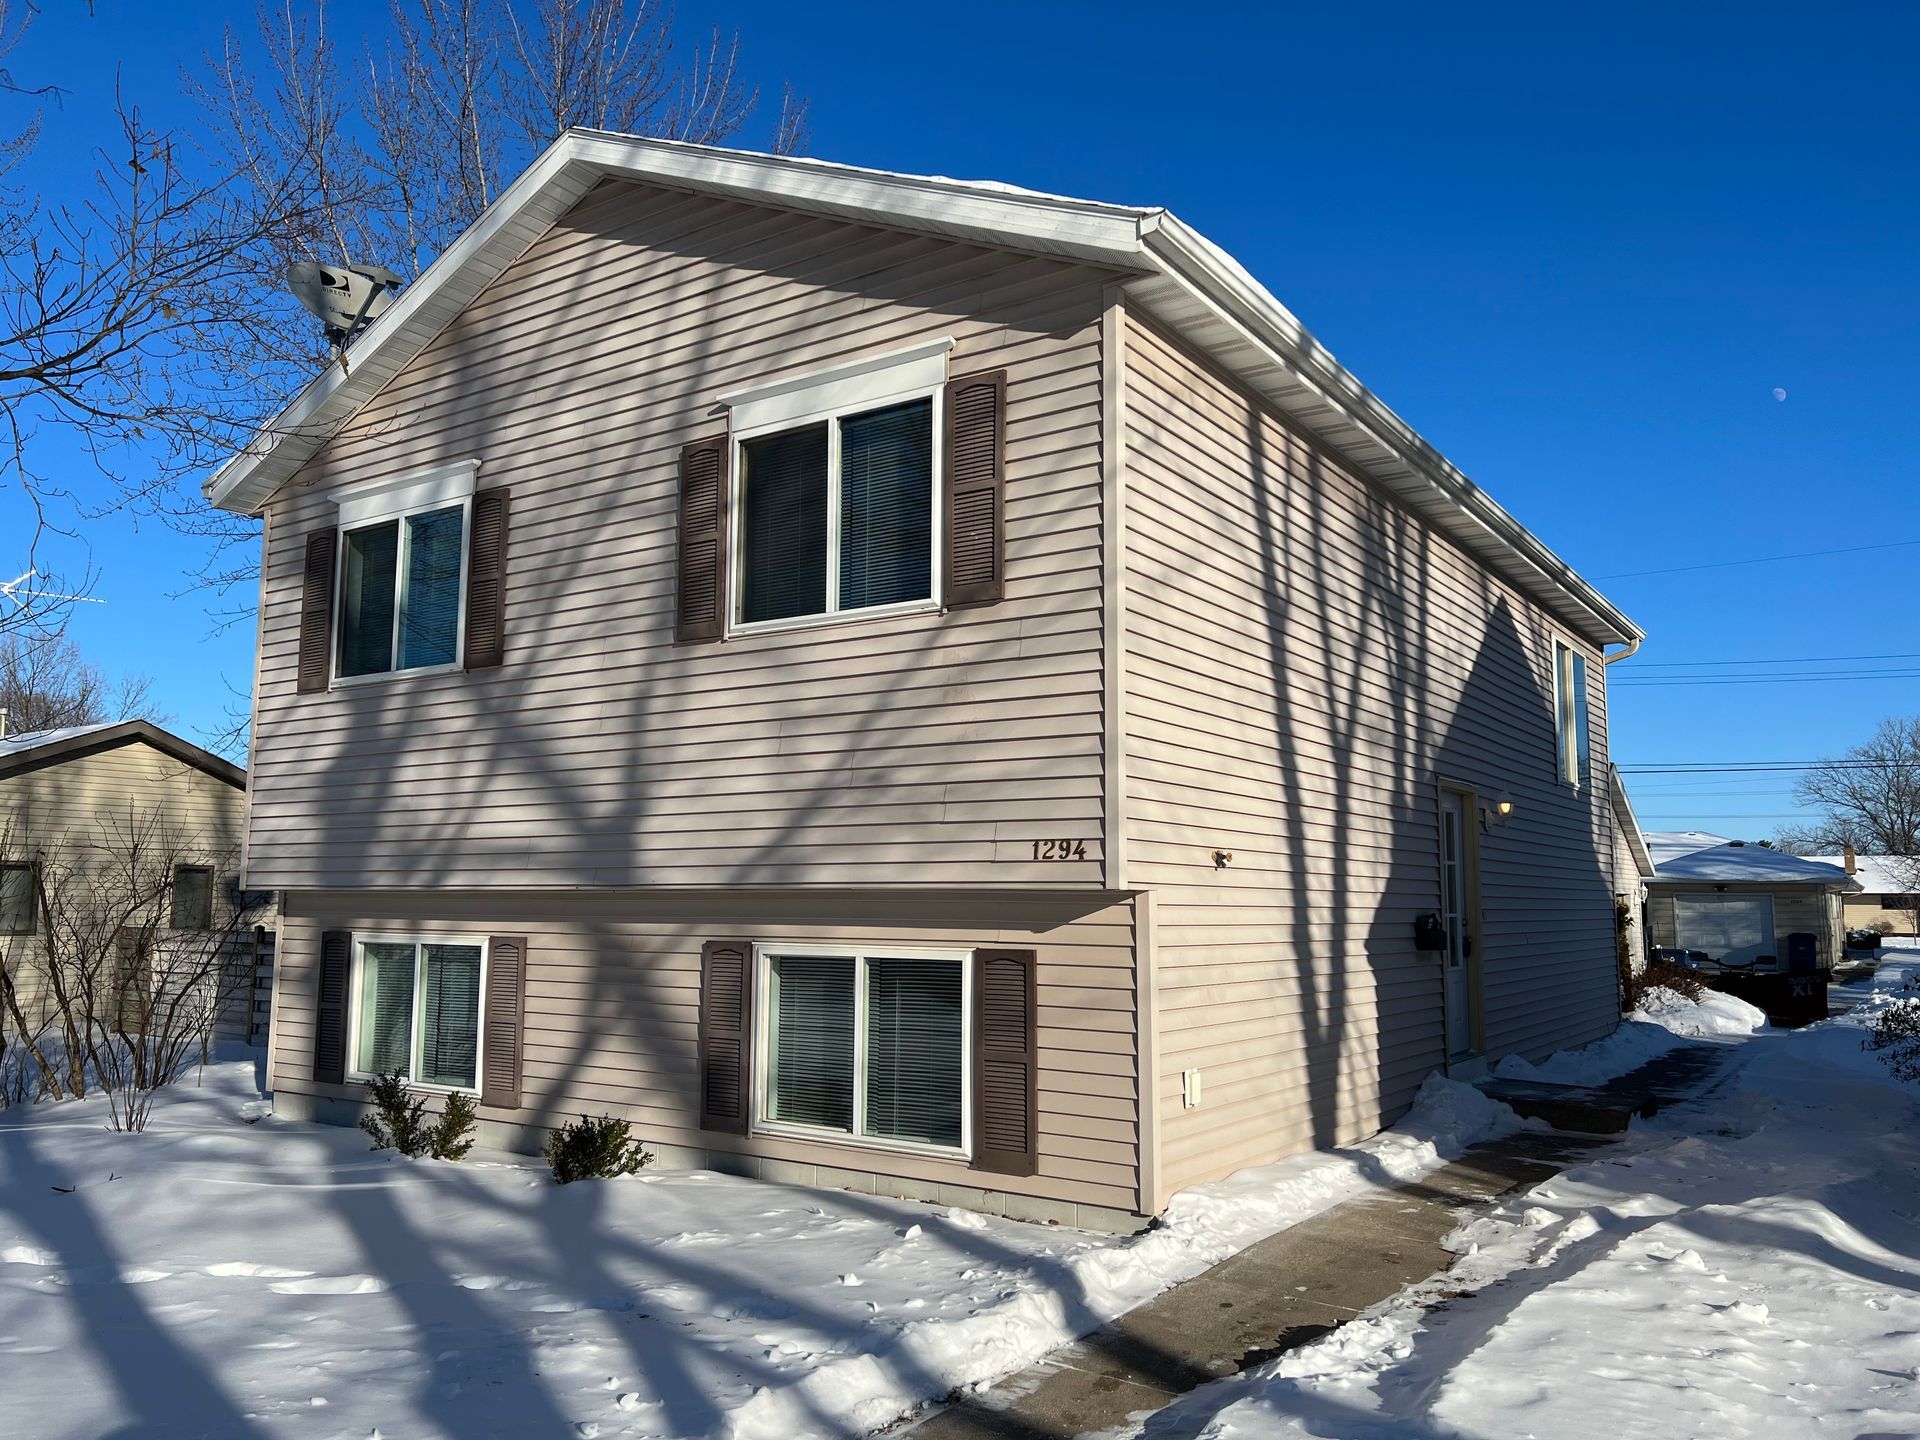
[1673,893,1776,966]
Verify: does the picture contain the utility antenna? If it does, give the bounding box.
[284,261,404,369]
[1,571,106,614]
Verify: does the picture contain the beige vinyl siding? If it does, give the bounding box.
[246,181,1114,892]
[0,739,251,1030]
[272,889,1140,1216]
[1119,312,1620,1200]
[1648,884,1844,969]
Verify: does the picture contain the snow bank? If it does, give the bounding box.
[1172,955,1920,1440]
[728,1073,1521,1437]
[1494,985,1766,1086]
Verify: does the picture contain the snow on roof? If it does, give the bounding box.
[1808,854,1920,896]
[0,722,116,758]
[1646,831,1855,886]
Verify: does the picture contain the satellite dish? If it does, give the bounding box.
[284,261,403,347]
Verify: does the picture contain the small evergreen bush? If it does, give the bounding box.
[430,1091,478,1161]
[360,1070,432,1156]
[1864,997,1920,1083]
[543,1112,654,1184]
[360,1071,478,1160]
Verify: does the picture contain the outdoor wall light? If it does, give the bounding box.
[1482,792,1517,830]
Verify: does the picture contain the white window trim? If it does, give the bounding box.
[345,933,489,1095]
[725,344,950,638]
[327,458,480,528]
[750,943,973,1163]
[331,491,474,688]
[1552,638,1590,791]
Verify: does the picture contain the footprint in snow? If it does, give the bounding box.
[269,1275,390,1295]
[207,1262,314,1280]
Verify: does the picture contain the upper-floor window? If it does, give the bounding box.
[326,460,478,681]
[724,339,949,633]
[0,862,34,935]
[170,865,213,931]
[1553,640,1591,790]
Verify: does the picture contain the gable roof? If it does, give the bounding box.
[205,131,1642,649]
[1808,854,1919,896]
[1645,831,1856,887]
[1608,765,1655,880]
[0,720,246,790]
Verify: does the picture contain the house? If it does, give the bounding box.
[0,719,271,1047]
[1609,766,1656,975]
[1805,850,1920,935]
[1645,832,1854,970]
[207,133,1644,1230]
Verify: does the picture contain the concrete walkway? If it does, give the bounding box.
[895,1046,1729,1440]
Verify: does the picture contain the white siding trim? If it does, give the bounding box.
[1101,287,1129,891]
[330,459,480,528]
[721,336,953,433]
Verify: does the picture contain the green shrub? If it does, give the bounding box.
[543,1113,654,1184]
[430,1091,478,1161]
[360,1070,432,1156]
[1864,997,1920,1083]
[360,1071,477,1161]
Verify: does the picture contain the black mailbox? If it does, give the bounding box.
[1414,912,1447,953]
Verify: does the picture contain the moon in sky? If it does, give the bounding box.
[1772,387,1788,401]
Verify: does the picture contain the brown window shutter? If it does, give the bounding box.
[698,939,753,1134]
[677,437,730,642]
[464,488,511,670]
[972,947,1039,1176]
[297,530,338,693]
[944,369,1007,608]
[313,929,352,1086]
[482,934,528,1109]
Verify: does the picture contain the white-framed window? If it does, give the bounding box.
[753,944,970,1157]
[722,339,951,634]
[347,935,487,1091]
[1553,639,1591,790]
[327,460,478,682]
[169,865,213,932]
[0,862,34,935]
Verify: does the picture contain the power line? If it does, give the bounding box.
[1594,537,1920,581]
[1626,650,1920,669]
[1614,672,1920,687]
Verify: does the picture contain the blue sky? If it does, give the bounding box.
[6,2,1917,836]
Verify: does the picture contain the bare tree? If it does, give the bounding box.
[0,1,314,637]
[180,0,806,582]
[0,805,263,1126]
[0,632,164,735]
[1794,717,1920,857]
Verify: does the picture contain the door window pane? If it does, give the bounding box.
[418,943,481,1088]
[839,399,933,611]
[400,506,464,669]
[340,521,400,677]
[741,424,829,623]
[766,954,855,1131]
[863,955,962,1147]
[356,942,416,1075]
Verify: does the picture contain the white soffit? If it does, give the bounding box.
[206,131,1640,647]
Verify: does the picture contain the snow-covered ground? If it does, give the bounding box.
[1166,946,1920,1440]
[0,1045,1512,1437]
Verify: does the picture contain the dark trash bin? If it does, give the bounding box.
[1708,968,1829,1028]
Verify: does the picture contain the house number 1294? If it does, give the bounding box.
[1032,839,1089,861]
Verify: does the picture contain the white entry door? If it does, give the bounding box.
[1440,791,1475,1057]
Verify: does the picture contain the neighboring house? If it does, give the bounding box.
[0,720,270,1045]
[1805,851,1920,934]
[208,133,1644,1230]
[1609,766,1655,974]
[1645,832,1854,971]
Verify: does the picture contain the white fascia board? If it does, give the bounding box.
[1136,217,1643,649]
[567,131,1161,267]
